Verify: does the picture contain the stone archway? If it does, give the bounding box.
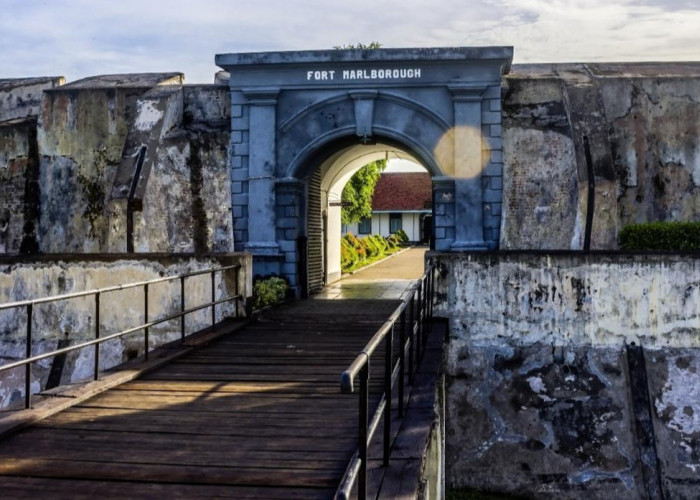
[216,46,513,295]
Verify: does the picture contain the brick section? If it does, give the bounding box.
[230,91,250,252]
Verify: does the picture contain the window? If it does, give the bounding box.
[358,217,371,234]
[389,213,402,234]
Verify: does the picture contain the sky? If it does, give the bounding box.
[2,0,700,84]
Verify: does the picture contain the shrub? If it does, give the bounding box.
[387,234,400,248]
[372,234,388,251]
[363,235,382,257]
[252,276,289,310]
[395,229,409,243]
[344,232,367,259]
[618,221,700,250]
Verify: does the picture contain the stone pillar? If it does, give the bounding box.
[433,177,456,251]
[275,178,305,293]
[243,88,280,256]
[449,84,487,251]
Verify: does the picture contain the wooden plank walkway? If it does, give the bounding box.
[0,298,401,499]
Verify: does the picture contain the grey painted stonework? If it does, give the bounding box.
[216,47,512,284]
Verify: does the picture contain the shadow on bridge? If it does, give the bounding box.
[0,248,434,499]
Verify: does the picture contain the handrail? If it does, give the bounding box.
[0,264,243,410]
[335,263,436,500]
[0,265,240,310]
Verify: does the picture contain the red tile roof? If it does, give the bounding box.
[371,172,432,211]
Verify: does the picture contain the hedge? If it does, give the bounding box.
[618,221,700,251]
[341,231,405,272]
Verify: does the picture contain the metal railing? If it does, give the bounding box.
[335,263,436,500]
[0,264,243,410]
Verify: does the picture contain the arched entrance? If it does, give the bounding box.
[216,46,513,295]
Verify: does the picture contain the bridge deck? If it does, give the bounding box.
[0,298,401,499]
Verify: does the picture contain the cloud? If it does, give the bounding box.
[0,0,699,83]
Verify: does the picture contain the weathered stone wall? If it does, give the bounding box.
[0,253,252,409]
[0,120,38,254]
[1,75,233,255]
[501,63,700,250]
[0,78,64,254]
[0,77,64,122]
[432,251,700,498]
[129,85,232,253]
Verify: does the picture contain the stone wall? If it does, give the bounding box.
[0,75,233,255]
[0,78,64,254]
[501,63,700,250]
[0,253,252,410]
[432,251,700,498]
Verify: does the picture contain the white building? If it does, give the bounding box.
[344,172,432,242]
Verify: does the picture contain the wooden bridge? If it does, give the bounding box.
[0,248,443,499]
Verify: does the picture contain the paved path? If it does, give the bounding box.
[314,246,428,300]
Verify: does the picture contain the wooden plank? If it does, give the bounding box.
[35,411,356,438]
[116,379,344,394]
[0,457,344,488]
[0,429,357,457]
[0,477,334,500]
[39,406,357,427]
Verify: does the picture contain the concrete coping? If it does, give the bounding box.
[52,72,184,91]
[216,46,514,69]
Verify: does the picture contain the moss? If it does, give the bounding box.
[188,138,209,253]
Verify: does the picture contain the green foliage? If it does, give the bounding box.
[333,42,382,50]
[252,276,289,310]
[618,221,700,250]
[341,232,401,272]
[341,160,386,224]
[395,229,409,243]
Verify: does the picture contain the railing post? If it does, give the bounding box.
[180,276,186,341]
[144,283,149,361]
[398,308,406,418]
[234,266,240,318]
[383,323,394,466]
[211,269,216,330]
[94,292,100,380]
[358,362,369,500]
[429,266,435,319]
[417,281,423,361]
[25,303,33,409]
[408,294,415,384]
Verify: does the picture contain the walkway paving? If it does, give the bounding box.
[314,246,428,300]
[0,246,429,499]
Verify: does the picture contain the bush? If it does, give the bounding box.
[340,232,402,272]
[618,221,700,250]
[344,232,367,259]
[363,235,382,257]
[252,276,289,310]
[395,229,409,243]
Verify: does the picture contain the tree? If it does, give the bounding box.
[341,159,386,224]
[333,42,382,50]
